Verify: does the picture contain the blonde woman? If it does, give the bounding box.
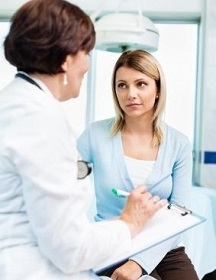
[78,50,198,280]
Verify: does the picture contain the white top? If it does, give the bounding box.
[124,156,155,186]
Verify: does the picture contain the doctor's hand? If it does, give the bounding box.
[111,260,143,280]
[119,186,167,238]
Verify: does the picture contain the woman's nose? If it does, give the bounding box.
[127,86,137,99]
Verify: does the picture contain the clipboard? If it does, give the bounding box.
[93,203,205,273]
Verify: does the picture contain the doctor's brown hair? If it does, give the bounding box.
[4,0,95,75]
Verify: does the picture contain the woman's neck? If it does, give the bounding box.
[123,116,153,136]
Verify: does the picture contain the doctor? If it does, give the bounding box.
[0,0,166,279]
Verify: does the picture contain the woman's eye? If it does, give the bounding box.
[117,83,126,89]
[137,81,147,87]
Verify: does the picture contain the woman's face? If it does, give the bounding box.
[62,50,89,100]
[115,66,158,119]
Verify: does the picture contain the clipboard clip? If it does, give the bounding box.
[167,203,192,216]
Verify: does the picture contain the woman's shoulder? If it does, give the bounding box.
[164,124,190,144]
[78,118,115,149]
[88,117,115,132]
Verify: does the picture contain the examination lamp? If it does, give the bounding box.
[91,0,159,53]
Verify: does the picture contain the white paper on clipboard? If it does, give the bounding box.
[94,204,205,273]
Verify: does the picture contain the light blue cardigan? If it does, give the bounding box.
[77,118,193,273]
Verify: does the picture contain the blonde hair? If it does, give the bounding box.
[111,49,166,146]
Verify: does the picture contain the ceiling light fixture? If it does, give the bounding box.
[91,0,159,53]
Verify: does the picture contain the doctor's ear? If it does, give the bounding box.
[61,54,75,71]
[61,58,68,72]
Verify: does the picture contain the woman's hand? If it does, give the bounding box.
[119,186,167,238]
[111,260,143,280]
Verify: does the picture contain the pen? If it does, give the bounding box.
[112,188,130,198]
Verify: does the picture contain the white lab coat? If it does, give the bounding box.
[0,77,132,279]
